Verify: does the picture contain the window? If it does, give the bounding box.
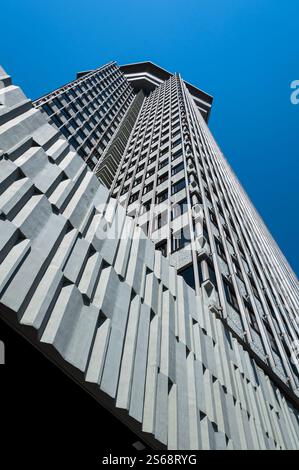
[232,258,243,280]
[133,176,142,187]
[77,129,86,141]
[215,238,226,260]
[158,158,168,170]
[53,97,63,109]
[265,325,279,355]
[216,202,224,217]
[223,225,232,242]
[68,118,77,129]
[207,262,217,286]
[237,240,245,257]
[171,178,185,195]
[178,264,195,289]
[171,148,183,161]
[146,167,155,178]
[142,201,151,213]
[160,147,169,157]
[249,276,259,298]
[171,198,188,219]
[204,188,212,202]
[121,185,129,195]
[43,103,53,116]
[137,162,145,173]
[157,172,168,185]
[223,278,239,311]
[129,193,139,204]
[155,211,167,230]
[171,227,190,252]
[143,182,154,194]
[156,240,167,258]
[172,128,181,139]
[209,210,218,226]
[69,136,78,148]
[156,189,168,204]
[148,156,156,165]
[51,114,63,128]
[171,161,184,176]
[61,126,71,137]
[245,301,259,332]
[61,107,71,120]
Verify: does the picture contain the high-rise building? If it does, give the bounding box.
[0,61,298,450]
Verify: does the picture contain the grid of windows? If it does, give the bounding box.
[34,62,135,170]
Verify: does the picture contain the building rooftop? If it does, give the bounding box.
[76,61,213,122]
[119,61,213,121]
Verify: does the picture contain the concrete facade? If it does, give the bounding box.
[0,62,298,449]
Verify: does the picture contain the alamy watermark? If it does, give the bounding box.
[290,80,299,104]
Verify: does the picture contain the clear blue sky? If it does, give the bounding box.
[1,0,298,276]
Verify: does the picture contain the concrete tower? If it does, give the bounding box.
[0,61,298,450]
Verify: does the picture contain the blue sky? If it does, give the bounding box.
[1,0,298,276]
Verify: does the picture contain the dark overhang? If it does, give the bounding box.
[119,61,213,122]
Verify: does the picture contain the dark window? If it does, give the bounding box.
[42,103,53,116]
[143,182,154,194]
[60,107,71,120]
[208,262,217,286]
[215,238,226,260]
[223,225,232,242]
[265,325,279,355]
[68,118,77,129]
[209,210,217,226]
[77,129,86,141]
[237,240,245,257]
[129,192,139,204]
[171,148,183,161]
[245,301,259,332]
[233,258,243,280]
[69,136,78,148]
[53,97,63,109]
[155,211,167,230]
[62,92,71,103]
[172,128,181,139]
[51,114,63,128]
[156,240,167,258]
[223,278,239,311]
[171,161,184,176]
[171,198,188,219]
[178,264,195,289]
[121,185,129,195]
[171,137,182,148]
[142,202,151,213]
[148,156,156,165]
[157,172,168,185]
[156,190,168,204]
[133,176,142,187]
[158,158,168,170]
[146,167,155,178]
[171,227,190,252]
[204,188,212,202]
[171,178,185,195]
[60,126,71,137]
[249,276,259,298]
